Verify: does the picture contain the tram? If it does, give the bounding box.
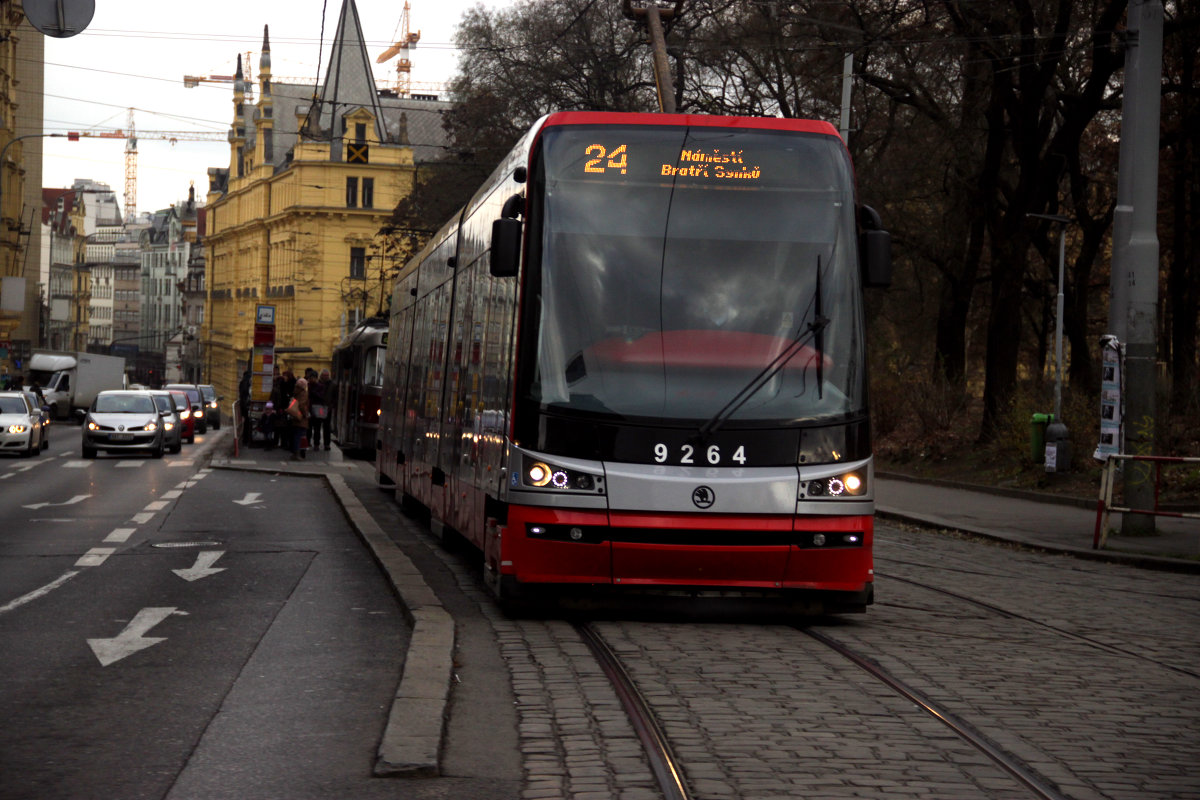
[377,111,891,612]
[331,317,387,456]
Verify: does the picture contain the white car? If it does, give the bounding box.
[80,390,164,459]
[0,391,45,457]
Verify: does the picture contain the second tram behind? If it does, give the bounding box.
[331,318,387,456]
[376,111,891,612]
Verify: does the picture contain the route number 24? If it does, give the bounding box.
[653,443,747,465]
[584,144,628,175]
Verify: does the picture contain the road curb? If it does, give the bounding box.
[211,446,453,777]
[323,473,453,777]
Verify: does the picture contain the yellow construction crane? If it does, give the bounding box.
[377,2,421,98]
[68,108,226,222]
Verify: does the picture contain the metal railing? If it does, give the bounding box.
[1093,454,1200,549]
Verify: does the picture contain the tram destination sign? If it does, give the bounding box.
[582,143,763,183]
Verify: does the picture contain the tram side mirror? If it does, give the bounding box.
[858,205,892,289]
[491,218,522,278]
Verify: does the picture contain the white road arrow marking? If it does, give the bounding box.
[22,494,91,510]
[233,492,263,506]
[87,607,186,667]
[172,551,226,582]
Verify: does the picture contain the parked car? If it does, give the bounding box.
[163,383,207,433]
[198,384,221,430]
[21,389,50,450]
[168,389,196,444]
[149,390,183,454]
[79,390,164,459]
[0,391,45,457]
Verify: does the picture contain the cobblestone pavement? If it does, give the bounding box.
[415,513,1199,799]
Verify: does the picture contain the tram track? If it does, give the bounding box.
[798,625,1070,800]
[577,617,1077,800]
[878,571,1200,680]
[574,622,692,800]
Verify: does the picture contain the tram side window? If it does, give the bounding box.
[363,346,385,387]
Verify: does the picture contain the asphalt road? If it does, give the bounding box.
[0,431,409,799]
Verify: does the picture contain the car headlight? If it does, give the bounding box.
[180,409,190,419]
[144,421,158,432]
[87,421,99,431]
[164,422,175,431]
[804,471,868,498]
[8,424,28,434]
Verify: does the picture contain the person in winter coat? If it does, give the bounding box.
[286,378,310,460]
[308,368,333,450]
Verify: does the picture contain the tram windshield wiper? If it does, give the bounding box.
[698,256,829,438]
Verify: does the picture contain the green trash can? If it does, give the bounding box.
[1030,413,1053,463]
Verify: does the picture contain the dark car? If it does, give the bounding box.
[164,383,207,434]
[80,390,164,459]
[21,389,50,450]
[198,384,221,430]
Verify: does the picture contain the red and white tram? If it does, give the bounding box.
[377,111,891,612]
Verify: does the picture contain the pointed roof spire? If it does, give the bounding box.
[261,24,271,71]
[234,52,245,98]
[310,0,387,143]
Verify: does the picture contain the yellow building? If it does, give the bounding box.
[204,0,448,412]
[0,3,46,372]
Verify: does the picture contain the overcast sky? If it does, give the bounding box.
[41,0,508,217]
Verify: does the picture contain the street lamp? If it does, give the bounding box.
[1027,212,1073,471]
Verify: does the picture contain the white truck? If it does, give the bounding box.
[26,351,127,420]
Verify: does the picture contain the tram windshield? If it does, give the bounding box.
[530,124,865,425]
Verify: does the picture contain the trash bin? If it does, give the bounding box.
[1044,420,1071,473]
[1030,413,1053,463]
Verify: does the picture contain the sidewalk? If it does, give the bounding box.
[876,472,1200,573]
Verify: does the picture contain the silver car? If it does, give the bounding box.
[80,390,164,459]
[0,391,45,457]
[149,390,183,454]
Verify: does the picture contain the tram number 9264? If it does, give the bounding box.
[654,442,747,466]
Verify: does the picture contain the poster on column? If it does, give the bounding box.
[1095,338,1121,459]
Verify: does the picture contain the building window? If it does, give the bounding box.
[362,178,374,209]
[346,177,358,208]
[350,247,365,279]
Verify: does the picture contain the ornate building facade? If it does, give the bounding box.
[203,0,449,409]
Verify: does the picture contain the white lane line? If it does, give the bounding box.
[129,512,155,524]
[115,461,143,468]
[0,571,80,615]
[63,461,90,468]
[161,491,182,500]
[144,501,169,511]
[75,548,116,567]
[104,528,136,543]
[167,461,194,468]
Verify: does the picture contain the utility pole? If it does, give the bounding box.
[1112,0,1164,536]
[622,0,683,113]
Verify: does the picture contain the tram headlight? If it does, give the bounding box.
[521,457,600,492]
[806,471,867,499]
[527,461,552,486]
